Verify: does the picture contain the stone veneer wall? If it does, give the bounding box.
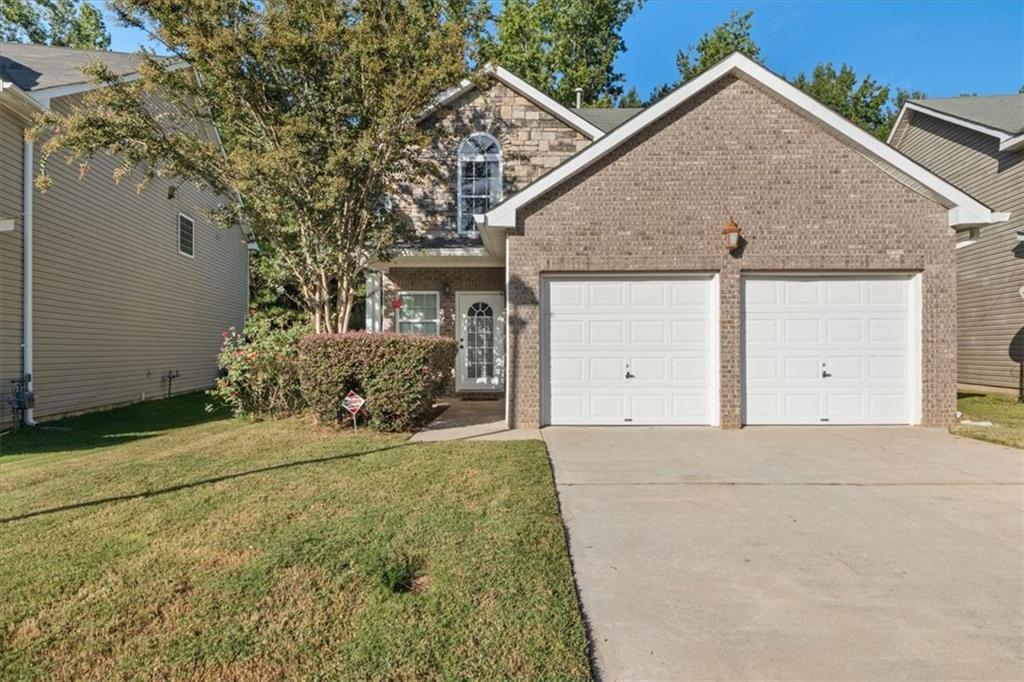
[506,75,955,429]
[400,82,592,237]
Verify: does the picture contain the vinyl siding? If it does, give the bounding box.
[0,107,24,429]
[26,92,248,421]
[893,110,1024,391]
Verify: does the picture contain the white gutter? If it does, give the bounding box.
[22,138,36,425]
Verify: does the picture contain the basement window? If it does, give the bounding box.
[395,292,440,335]
[178,213,195,257]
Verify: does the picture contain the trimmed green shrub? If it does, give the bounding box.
[210,311,309,419]
[299,333,457,431]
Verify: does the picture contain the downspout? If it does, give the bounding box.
[22,138,36,425]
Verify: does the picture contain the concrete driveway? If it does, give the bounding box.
[543,427,1023,681]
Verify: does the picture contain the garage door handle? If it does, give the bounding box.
[821,370,832,378]
[625,371,635,379]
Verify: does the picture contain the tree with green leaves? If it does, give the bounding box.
[479,0,642,107]
[793,63,925,140]
[648,9,760,103]
[617,86,643,108]
[1,0,110,49]
[31,0,482,333]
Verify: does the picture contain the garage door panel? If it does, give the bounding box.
[743,276,914,425]
[589,319,625,344]
[783,318,821,343]
[629,319,666,344]
[545,277,713,426]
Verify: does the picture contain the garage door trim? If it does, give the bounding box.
[540,273,720,426]
[740,272,922,426]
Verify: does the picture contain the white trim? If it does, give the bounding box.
[455,291,505,392]
[739,272,921,426]
[482,53,1002,230]
[708,273,721,427]
[27,60,189,107]
[889,101,1024,152]
[504,246,511,426]
[539,273,718,426]
[456,132,503,235]
[22,138,36,425]
[374,254,503,270]
[0,81,47,119]
[177,212,196,258]
[365,270,383,332]
[394,290,441,336]
[419,64,604,140]
[909,273,923,426]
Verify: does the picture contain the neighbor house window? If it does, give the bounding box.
[395,292,440,335]
[457,132,502,233]
[178,213,195,257]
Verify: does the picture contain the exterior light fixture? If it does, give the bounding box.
[723,217,741,251]
[442,281,452,297]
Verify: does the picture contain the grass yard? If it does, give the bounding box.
[0,394,590,681]
[953,392,1024,449]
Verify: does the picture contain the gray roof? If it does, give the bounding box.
[909,94,1024,135]
[0,42,150,92]
[571,107,643,132]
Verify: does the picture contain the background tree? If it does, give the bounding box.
[31,0,481,333]
[479,0,642,107]
[1,0,111,49]
[617,86,643,108]
[793,63,926,139]
[648,9,760,102]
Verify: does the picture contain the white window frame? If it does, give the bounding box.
[394,290,441,336]
[456,132,503,235]
[177,212,195,258]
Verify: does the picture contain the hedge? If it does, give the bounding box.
[298,333,458,431]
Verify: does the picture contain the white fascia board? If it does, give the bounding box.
[372,252,503,270]
[487,66,604,140]
[483,52,1001,230]
[1000,133,1024,152]
[417,64,604,140]
[0,81,47,119]
[28,59,188,106]
[894,101,1019,148]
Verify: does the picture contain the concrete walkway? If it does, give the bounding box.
[410,397,541,441]
[544,427,1024,681]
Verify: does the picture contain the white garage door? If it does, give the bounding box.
[742,276,918,425]
[543,276,716,425]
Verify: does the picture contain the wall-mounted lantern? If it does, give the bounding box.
[723,217,741,252]
[442,281,452,297]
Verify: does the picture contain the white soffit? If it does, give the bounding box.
[418,64,605,141]
[483,52,1004,230]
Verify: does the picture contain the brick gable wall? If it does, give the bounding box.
[507,75,955,428]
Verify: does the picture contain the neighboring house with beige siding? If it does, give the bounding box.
[889,95,1023,398]
[0,43,249,429]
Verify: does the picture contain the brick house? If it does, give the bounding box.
[366,53,1007,429]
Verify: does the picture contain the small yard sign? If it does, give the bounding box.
[342,391,365,431]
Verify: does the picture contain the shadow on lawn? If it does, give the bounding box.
[1,440,414,524]
[0,393,231,456]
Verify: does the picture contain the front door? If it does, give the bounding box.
[456,292,505,392]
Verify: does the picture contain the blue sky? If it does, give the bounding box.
[104,0,1023,99]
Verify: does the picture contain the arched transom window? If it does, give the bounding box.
[457,133,502,233]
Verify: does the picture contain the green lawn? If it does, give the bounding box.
[953,392,1024,449]
[0,394,590,681]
